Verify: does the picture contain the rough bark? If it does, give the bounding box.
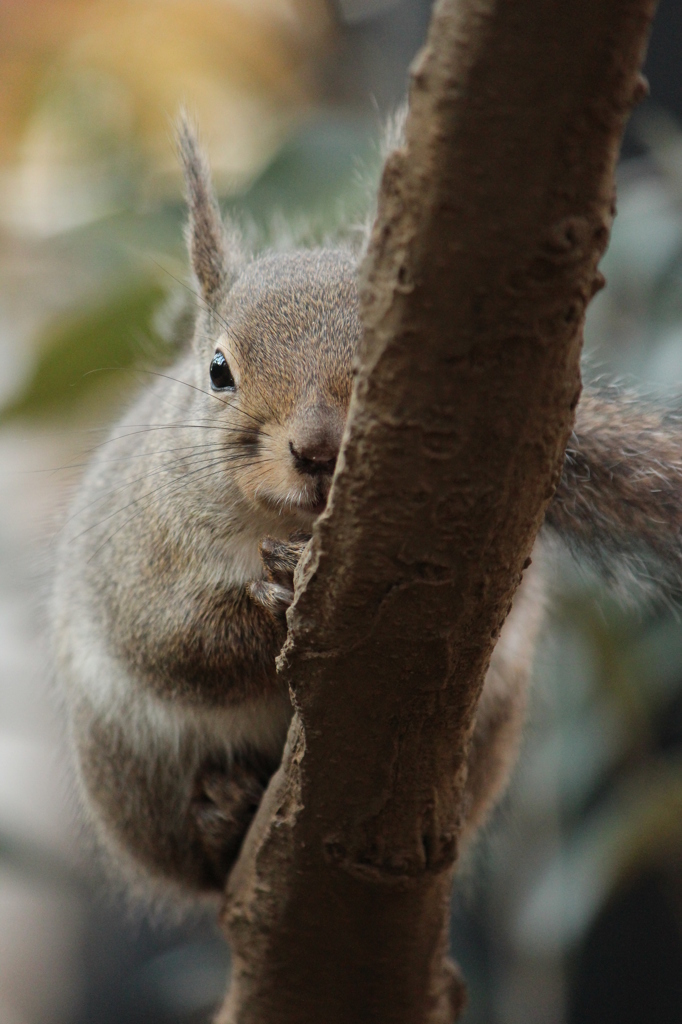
[218,1,657,1021]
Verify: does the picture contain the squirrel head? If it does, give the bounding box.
[178,118,361,529]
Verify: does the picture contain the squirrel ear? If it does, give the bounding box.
[176,114,236,305]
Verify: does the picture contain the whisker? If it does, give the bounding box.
[72,453,242,545]
[61,419,264,466]
[84,461,232,562]
[64,444,246,522]
[35,439,248,475]
[72,362,274,439]
[150,260,282,426]
[68,446,273,529]
[128,359,277,438]
[70,442,281,537]
[83,454,280,561]
[142,369,264,426]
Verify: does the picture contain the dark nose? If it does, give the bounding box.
[289,407,343,478]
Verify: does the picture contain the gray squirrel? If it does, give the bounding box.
[52,118,682,901]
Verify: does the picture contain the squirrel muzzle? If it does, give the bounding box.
[288,403,345,513]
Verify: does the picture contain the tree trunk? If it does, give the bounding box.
[218,0,657,1020]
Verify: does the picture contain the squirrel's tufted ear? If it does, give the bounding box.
[360,104,409,256]
[176,114,239,305]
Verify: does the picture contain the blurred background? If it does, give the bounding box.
[0,0,681,1021]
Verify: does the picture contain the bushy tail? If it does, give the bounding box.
[545,385,682,602]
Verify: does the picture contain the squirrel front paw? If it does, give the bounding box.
[248,533,310,620]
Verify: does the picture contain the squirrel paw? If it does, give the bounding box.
[249,533,310,620]
[191,759,269,884]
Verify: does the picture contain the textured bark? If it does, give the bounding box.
[218,1,657,1021]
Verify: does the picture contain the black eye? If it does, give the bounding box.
[210,351,236,391]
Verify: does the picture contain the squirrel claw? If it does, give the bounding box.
[259,534,310,581]
[249,579,294,618]
[250,533,310,619]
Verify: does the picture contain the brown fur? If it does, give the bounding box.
[52,122,682,900]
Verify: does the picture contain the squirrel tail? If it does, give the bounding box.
[545,384,682,603]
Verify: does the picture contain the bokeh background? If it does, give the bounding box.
[1,1,682,1021]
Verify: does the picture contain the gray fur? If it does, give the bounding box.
[547,385,682,605]
[177,112,243,303]
[52,120,682,903]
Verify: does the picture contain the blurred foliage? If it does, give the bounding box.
[516,585,682,945]
[0,0,334,234]
[0,278,169,422]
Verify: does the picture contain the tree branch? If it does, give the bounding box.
[218,0,657,1020]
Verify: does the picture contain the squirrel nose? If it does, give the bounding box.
[289,408,343,478]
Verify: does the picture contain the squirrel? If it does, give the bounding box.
[51,118,682,902]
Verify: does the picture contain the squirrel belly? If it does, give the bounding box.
[52,120,682,900]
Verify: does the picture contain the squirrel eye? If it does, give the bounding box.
[210,351,236,391]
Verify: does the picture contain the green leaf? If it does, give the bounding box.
[0,279,171,422]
